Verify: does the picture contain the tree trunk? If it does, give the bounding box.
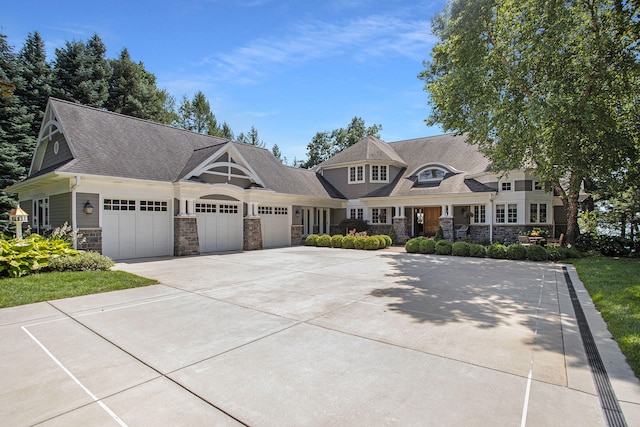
[565,194,580,246]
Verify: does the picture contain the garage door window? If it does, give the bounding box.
[104,199,135,211]
[196,203,216,213]
[219,204,238,214]
[140,201,167,212]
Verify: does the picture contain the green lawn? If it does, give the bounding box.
[0,270,157,308]
[566,257,640,378]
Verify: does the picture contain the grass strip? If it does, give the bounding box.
[566,257,640,378]
[0,270,157,308]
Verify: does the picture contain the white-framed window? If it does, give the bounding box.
[501,182,512,191]
[32,197,49,230]
[370,165,388,183]
[104,199,135,211]
[349,208,364,220]
[140,200,167,212]
[507,204,518,223]
[348,165,365,184]
[529,203,547,223]
[418,168,446,182]
[472,205,486,223]
[496,204,505,223]
[534,181,543,191]
[371,208,388,224]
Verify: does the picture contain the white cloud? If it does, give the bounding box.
[201,11,436,83]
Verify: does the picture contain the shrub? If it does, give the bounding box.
[487,244,507,259]
[342,235,356,249]
[365,236,381,250]
[46,251,114,272]
[388,226,397,244]
[355,236,367,250]
[382,235,392,247]
[546,246,568,261]
[506,244,527,260]
[597,235,632,257]
[305,234,319,246]
[405,238,421,253]
[434,226,444,241]
[452,241,471,257]
[317,234,331,247]
[469,244,486,258]
[526,245,549,261]
[330,234,344,248]
[566,246,582,259]
[338,218,368,234]
[435,239,452,255]
[0,234,78,277]
[419,239,432,254]
[424,239,436,254]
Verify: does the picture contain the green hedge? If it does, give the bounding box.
[469,244,487,258]
[526,244,549,261]
[487,244,507,259]
[506,244,527,260]
[45,251,114,272]
[305,234,319,246]
[317,234,332,247]
[435,239,453,255]
[331,234,344,248]
[452,241,470,257]
[365,237,381,250]
[342,235,356,249]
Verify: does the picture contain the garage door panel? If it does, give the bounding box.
[259,206,290,248]
[196,202,242,253]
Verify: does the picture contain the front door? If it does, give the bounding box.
[415,207,441,236]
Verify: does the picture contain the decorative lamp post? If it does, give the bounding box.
[9,206,29,240]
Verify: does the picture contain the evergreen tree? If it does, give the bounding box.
[240,126,265,148]
[15,32,52,140]
[53,34,112,108]
[272,144,283,162]
[0,34,35,218]
[175,91,228,137]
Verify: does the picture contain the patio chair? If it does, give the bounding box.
[517,235,532,247]
[547,233,564,248]
[456,225,469,239]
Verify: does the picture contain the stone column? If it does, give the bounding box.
[439,217,454,241]
[291,225,303,246]
[392,217,409,243]
[174,216,199,256]
[243,217,263,250]
[77,228,102,253]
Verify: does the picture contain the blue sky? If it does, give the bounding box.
[4,0,446,163]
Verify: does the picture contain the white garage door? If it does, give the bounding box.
[196,201,243,252]
[258,206,290,248]
[102,199,172,260]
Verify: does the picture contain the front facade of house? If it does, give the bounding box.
[8,99,568,260]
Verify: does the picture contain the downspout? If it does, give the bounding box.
[489,193,495,243]
[70,176,80,249]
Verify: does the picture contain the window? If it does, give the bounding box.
[274,207,288,215]
[496,204,505,223]
[195,202,216,213]
[530,203,547,223]
[501,182,512,191]
[32,198,49,230]
[371,165,388,183]
[418,168,446,182]
[140,201,167,212]
[348,165,364,184]
[372,208,387,224]
[350,208,363,220]
[534,181,543,191]
[219,204,238,214]
[258,206,272,215]
[508,204,518,223]
[472,205,486,223]
[104,199,135,211]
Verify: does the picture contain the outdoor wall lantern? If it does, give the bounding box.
[84,200,94,214]
[295,209,301,216]
[9,206,29,239]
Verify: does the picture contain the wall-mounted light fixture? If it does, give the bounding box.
[84,200,94,214]
[295,209,301,216]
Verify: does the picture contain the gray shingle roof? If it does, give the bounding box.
[317,135,406,168]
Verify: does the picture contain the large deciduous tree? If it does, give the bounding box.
[420,0,640,244]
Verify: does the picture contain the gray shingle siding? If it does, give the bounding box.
[49,193,71,228]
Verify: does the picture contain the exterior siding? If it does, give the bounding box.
[515,180,532,191]
[76,193,100,228]
[49,193,71,228]
[322,164,402,199]
[41,133,73,170]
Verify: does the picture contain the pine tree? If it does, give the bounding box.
[272,144,283,162]
[175,91,228,137]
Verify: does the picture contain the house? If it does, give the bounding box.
[7,98,567,259]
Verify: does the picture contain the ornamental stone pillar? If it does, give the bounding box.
[243,217,263,250]
[174,216,199,256]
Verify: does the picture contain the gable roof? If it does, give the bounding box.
[317,135,406,169]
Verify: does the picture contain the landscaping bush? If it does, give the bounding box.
[506,243,527,260]
[452,241,470,257]
[305,234,319,246]
[546,246,568,261]
[487,243,507,259]
[342,235,356,249]
[0,234,78,278]
[330,234,344,248]
[566,246,582,259]
[355,236,367,250]
[435,239,452,255]
[597,235,633,257]
[388,226,397,245]
[338,218,368,234]
[46,251,114,272]
[526,245,549,261]
[316,234,332,247]
[382,235,392,247]
[365,236,381,250]
[434,226,444,241]
[405,238,421,253]
[419,238,435,254]
[469,244,487,258]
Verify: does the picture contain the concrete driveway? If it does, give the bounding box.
[1,247,639,426]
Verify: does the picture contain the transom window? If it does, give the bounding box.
[349,208,364,220]
[104,199,135,211]
[349,165,365,184]
[371,208,387,224]
[418,168,446,182]
[370,165,388,183]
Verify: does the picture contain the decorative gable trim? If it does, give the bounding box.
[182,142,266,187]
[29,101,75,176]
[405,162,462,178]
